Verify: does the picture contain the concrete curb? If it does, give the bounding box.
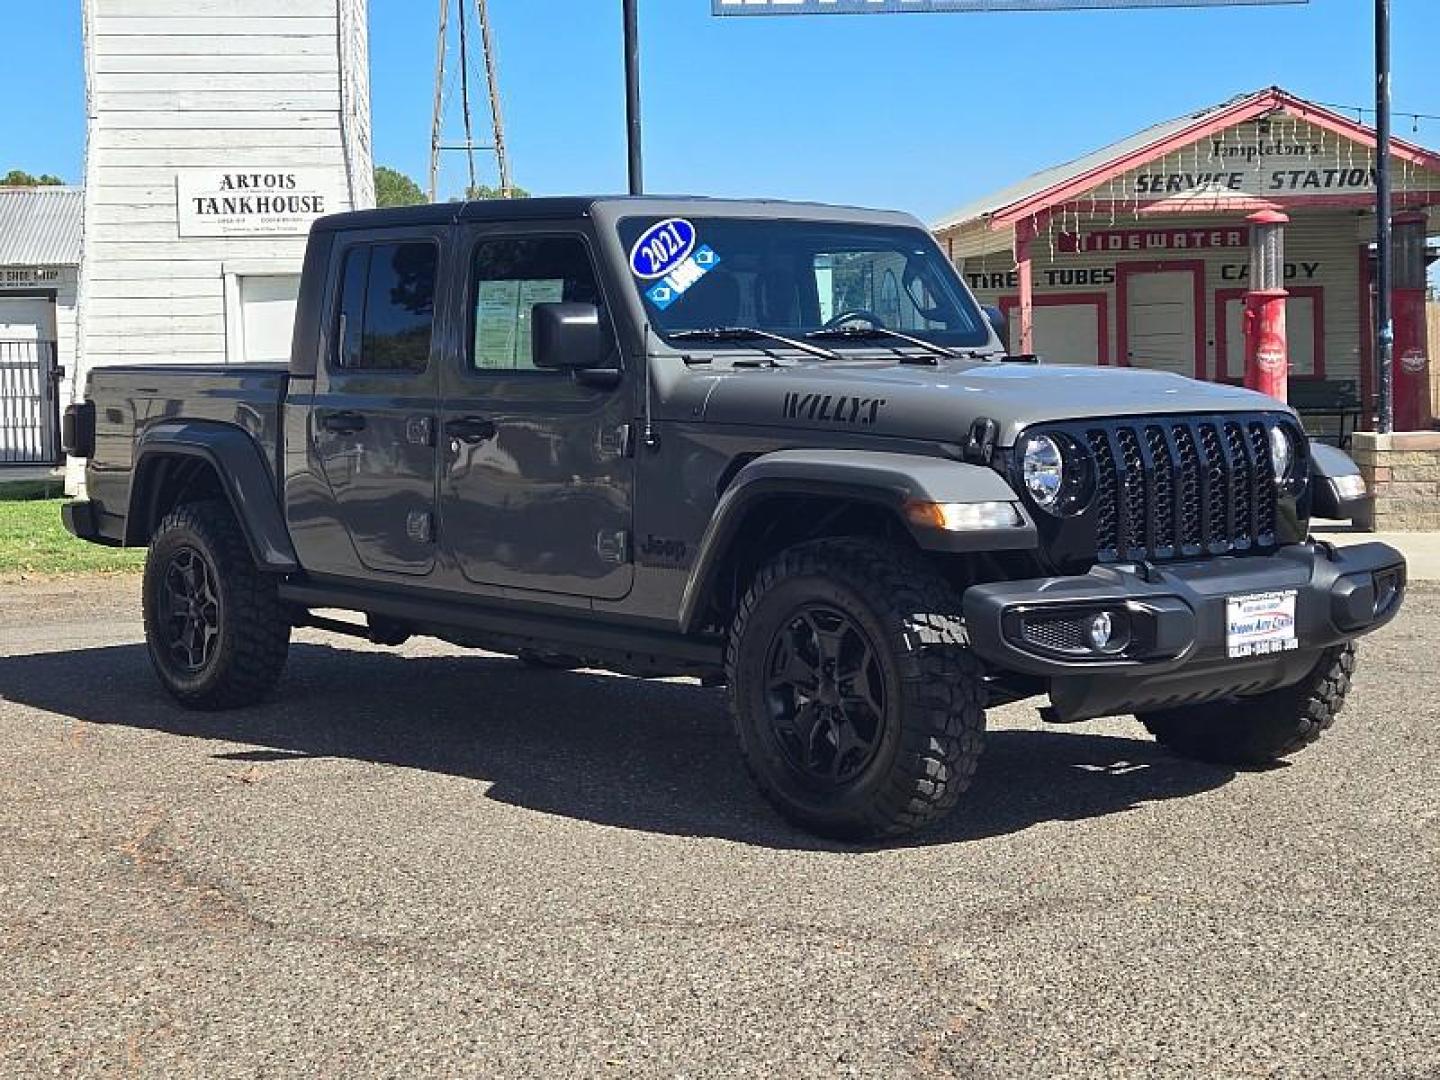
[1312,522,1440,582]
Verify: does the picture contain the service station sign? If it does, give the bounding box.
[175,170,339,238]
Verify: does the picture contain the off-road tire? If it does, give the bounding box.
[142,499,291,710]
[1139,643,1357,766]
[517,650,582,671]
[726,537,986,841]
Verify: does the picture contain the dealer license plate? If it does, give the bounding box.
[1226,590,1299,659]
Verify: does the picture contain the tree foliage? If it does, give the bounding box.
[374,165,427,208]
[372,167,529,208]
[463,183,530,200]
[1,170,64,186]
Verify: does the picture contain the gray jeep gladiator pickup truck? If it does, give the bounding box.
[62,196,1406,840]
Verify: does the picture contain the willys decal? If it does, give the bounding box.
[782,392,887,425]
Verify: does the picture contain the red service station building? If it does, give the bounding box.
[935,88,1440,440]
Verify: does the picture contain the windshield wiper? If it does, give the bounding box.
[669,326,842,362]
[805,325,961,361]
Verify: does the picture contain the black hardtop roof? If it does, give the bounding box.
[311,195,917,234]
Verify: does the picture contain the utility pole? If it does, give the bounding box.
[623,0,643,195]
[429,0,513,202]
[1375,0,1393,433]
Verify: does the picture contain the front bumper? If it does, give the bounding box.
[963,541,1405,721]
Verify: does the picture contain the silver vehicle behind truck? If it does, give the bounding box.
[63,196,1405,840]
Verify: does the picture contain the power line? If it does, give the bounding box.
[1313,99,1440,133]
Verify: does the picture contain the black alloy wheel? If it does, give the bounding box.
[764,604,888,787]
[727,537,987,841]
[142,500,290,710]
[160,546,222,673]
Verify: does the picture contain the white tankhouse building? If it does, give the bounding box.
[71,0,374,484]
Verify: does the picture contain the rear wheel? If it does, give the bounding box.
[142,500,290,710]
[1139,644,1357,765]
[727,538,986,841]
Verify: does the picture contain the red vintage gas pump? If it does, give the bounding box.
[1244,209,1289,402]
[1391,214,1432,431]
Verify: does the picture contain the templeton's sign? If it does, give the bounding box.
[175,170,338,238]
[713,0,1304,13]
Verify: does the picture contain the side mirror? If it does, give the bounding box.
[532,302,612,372]
[982,304,1008,345]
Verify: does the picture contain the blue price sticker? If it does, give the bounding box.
[646,245,721,311]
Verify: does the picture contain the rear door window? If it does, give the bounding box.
[334,241,438,372]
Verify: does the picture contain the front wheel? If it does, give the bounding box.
[1139,644,1357,766]
[726,538,986,841]
[142,500,291,710]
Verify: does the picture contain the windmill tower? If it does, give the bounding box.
[429,0,513,201]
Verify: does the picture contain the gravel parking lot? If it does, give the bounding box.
[1,575,1436,1078]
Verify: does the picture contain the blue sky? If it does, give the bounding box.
[2,0,1437,224]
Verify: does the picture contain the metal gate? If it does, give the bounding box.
[0,339,60,464]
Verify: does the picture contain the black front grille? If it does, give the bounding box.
[1035,415,1292,564]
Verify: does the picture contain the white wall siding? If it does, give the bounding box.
[71,0,372,491]
[77,0,372,373]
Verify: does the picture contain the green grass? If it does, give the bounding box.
[0,499,145,576]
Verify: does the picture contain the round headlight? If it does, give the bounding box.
[1269,425,1296,484]
[1022,434,1065,509]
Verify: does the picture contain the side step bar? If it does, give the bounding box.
[277,579,724,670]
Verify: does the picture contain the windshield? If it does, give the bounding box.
[616,216,992,350]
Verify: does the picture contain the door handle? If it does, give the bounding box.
[319,410,366,435]
[445,416,497,445]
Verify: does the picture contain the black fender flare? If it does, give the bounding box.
[127,420,300,572]
[677,449,1035,633]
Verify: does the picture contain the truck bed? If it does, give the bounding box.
[83,363,290,533]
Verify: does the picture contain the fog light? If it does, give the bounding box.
[1087,611,1113,650]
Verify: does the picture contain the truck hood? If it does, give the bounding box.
[685,359,1291,446]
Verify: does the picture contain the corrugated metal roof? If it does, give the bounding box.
[0,186,83,266]
[932,93,1257,232]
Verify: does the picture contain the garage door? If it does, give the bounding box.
[1008,302,1104,365]
[237,275,301,364]
[0,296,59,464]
[1125,270,1198,377]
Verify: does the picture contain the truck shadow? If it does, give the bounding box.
[0,641,1237,850]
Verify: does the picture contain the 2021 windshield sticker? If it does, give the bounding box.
[644,245,721,311]
[630,218,697,279]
